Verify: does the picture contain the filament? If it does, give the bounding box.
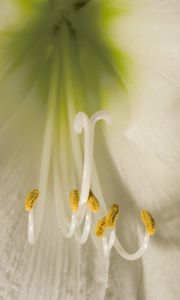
[79,210,92,244]
[53,144,71,236]
[28,47,59,244]
[114,233,150,261]
[103,229,116,257]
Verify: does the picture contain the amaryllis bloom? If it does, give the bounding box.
[0,0,180,299]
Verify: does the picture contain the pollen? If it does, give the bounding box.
[95,217,106,238]
[141,209,156,236]
[70,189,79,212]
[87,191,100,213]
[25,189,39,212]
[105,204,120,228]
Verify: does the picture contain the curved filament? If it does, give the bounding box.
[114,233,150,261]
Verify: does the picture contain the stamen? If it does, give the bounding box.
[70,189,79,212]
[25,189,39,212]
[73,112,91,207]
[95,204,119,256]
[105,204,120,228]
[141,209,156,236]
[87,191,100,213]
[27,49,60,244]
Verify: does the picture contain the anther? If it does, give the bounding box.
[25,189,39,211]
[87,191,100,213]
[105,204,120,228]
[95,217,106,238]
[141,209,156,236]
[70,189,79,212]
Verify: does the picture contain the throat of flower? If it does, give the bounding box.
[73,0,90,11]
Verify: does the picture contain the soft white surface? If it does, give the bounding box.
[0,0,180,299]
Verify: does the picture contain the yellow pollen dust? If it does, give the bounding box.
[105,204,120,228]
[70,189,79,212]
[141,209,156,236]
[25,189,39,211]
[87,191,100,213]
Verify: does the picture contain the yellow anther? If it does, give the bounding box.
[87,190,100,213]
[141,209,156,236]
[105,204,120,228]
[70,189,79,212]
[95,204,120,238]
[25,189,39,212]
[95,217,106,238]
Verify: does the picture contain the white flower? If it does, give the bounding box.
[0,0,180,299]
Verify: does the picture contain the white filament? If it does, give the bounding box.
[101,229,150,260]
[114,232,150,261]
[79,210,92,244]
[103,229,116,257]
[28,99,55,244]
[53,144,70,236]
[28,50,59,244]
[28,211,34,244]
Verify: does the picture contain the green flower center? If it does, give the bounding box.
[5,0,131,114]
